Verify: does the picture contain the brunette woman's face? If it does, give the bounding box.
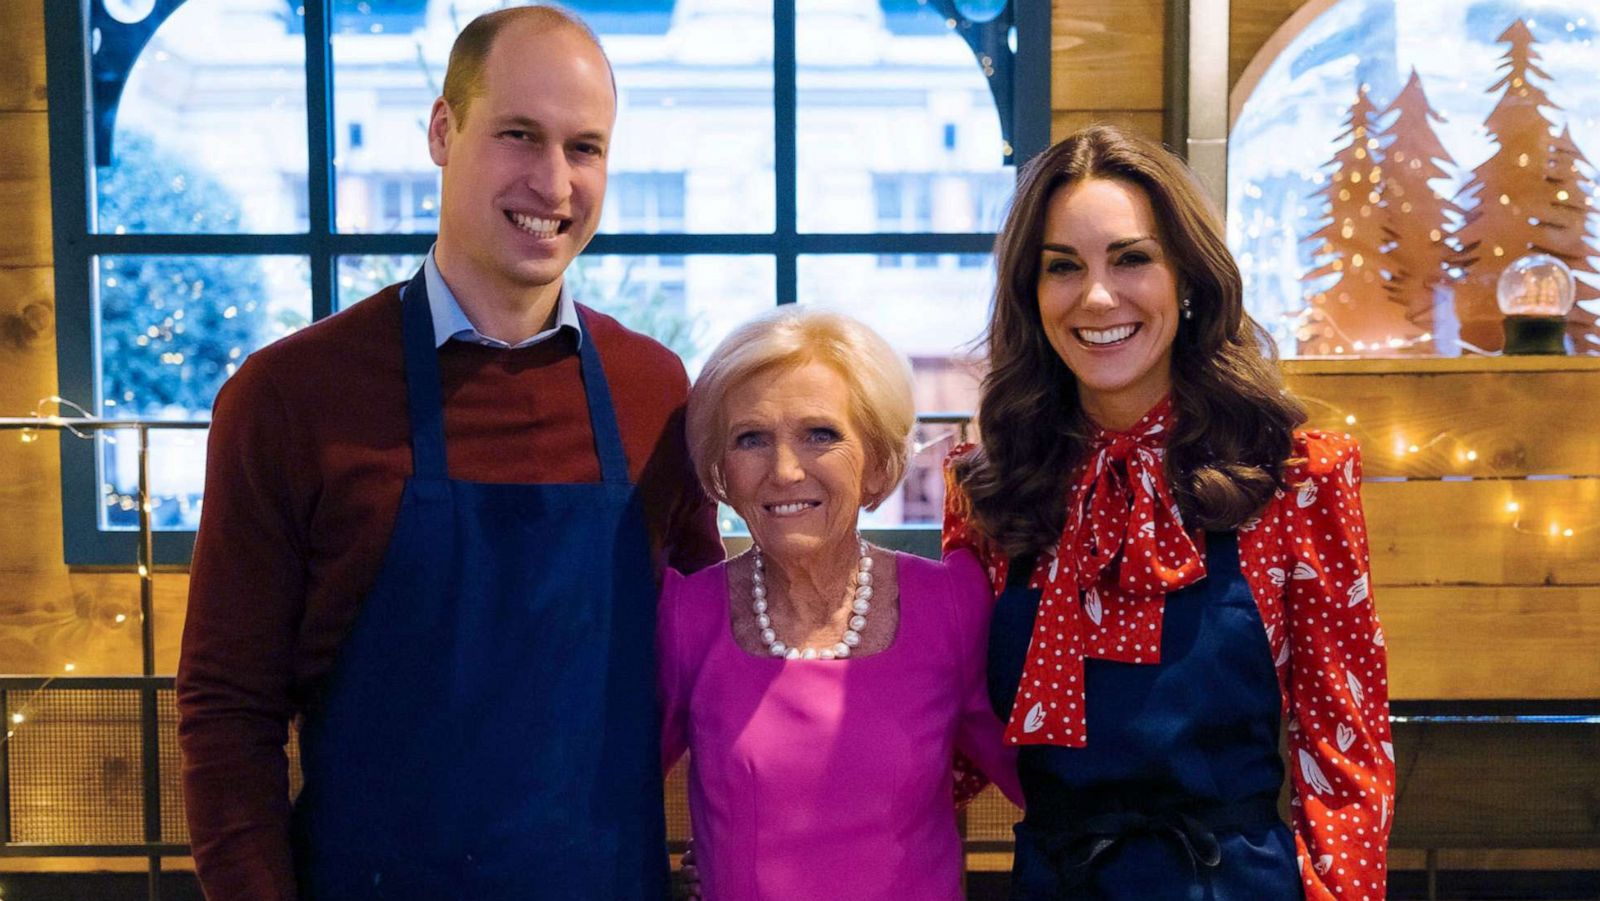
[1035,178,1181,430]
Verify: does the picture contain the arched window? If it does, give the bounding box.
[1227,0,1600,358]
[48,0,1050,562]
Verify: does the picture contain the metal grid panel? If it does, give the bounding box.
[4,688,144,843]
[157,688,184,843]
[964,785,1022,843]
[665,754,691,844]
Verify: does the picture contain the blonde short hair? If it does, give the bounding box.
[687,309,915,510]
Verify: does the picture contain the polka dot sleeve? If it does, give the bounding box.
[1274,432,1395,900]
[941,444,1008,589]
[943,446,1007,807]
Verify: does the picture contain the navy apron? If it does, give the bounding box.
[989,533,1303,900]
[290,272,669,900]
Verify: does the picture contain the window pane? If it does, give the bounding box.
[796,254,989,526]
[796,1,1013,233]
[332,0,775,234]
[97,256,312,531]
[338,254,776,380]
[571,255,777,378]
[94,4,307,234]
[338,255,426,309]
[1228,0,1600,357]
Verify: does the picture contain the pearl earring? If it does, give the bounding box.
[1181,295,1194,320]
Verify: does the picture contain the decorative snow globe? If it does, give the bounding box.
[1496,253,1576,355]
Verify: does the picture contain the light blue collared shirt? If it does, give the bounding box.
[423,248,583,350]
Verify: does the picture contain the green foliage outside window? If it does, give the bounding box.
[95,133,293,415]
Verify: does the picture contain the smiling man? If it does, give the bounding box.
[176,7,723,900]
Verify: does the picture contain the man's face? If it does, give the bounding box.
[428,23,616,300]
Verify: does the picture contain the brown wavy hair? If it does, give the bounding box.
[956,124,1306,558]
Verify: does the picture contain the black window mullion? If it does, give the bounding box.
[1013,0,1053,165]
[773,0,797,304]
[45,0,113,566]
[305,0,337,322]
[79,234,317,256]
[44,1,95,416]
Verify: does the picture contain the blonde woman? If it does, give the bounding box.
[659,309,1022,900]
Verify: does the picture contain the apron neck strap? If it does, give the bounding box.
[573,306,631,485]
[399,272,632,486]
[400,271,449,480]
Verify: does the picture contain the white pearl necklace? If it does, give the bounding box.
[752,538,873,660]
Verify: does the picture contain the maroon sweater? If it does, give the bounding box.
[176,284,723,900]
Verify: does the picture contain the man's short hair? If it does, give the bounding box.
[440,4,615,128]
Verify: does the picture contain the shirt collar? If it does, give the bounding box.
[423,247,583,350]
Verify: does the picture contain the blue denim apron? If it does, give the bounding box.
[290,272,668,900]
[989,533,1302,900]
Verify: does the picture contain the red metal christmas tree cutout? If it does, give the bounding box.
[1376,69,1462,344]
[1450,19,1599,353]
[1543,125,1600,351]
[1301,86,1398,354]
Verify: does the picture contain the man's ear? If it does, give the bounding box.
[427,98,454,167]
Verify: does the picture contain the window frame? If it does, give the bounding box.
[45,0,1051,566]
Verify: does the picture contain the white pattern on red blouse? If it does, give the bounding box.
[941,429,1394,900]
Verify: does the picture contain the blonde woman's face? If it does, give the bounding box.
[720,362,885,565]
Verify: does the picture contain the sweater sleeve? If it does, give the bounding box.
[655,369,724,574]
[658,567,692,772]
[945,549,1023,807]
[668,479,725,574]
[176,359,306,901]
[1281,434,1395,901]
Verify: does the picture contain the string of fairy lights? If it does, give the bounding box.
[4,327,1596,734]
[1295,394,1598,543]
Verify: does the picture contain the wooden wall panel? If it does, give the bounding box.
[1050,109,1165,145]
[1364,479,1600,588]
[1230,0,1308,96]
[0,0,48,112]
[1284,358,1600,479]
[1382,586,1600,700]
[1051,0,1166,126]
[0,266,61,499]
[58,572,190,675]
[0,111,53,268]
[0,571,188,677]
[1389,722,1600,848]
[964,722,1600,851]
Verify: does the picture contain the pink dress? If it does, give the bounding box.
[658,549,1022,901]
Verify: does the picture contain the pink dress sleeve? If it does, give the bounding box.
[945,548,1023,807]
[1280,433,1395,900]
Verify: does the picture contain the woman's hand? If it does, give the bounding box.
[674,839,702,901]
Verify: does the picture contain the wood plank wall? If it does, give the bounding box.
[1049,0,1167,143]
[1284,358,1600,701]
[1049,0,1316,142]
[0,0,108,679]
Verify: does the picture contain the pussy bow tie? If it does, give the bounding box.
[1005,398,1207,747]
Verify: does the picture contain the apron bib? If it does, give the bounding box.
[291,272,668,900]
[990,533,1302,901]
